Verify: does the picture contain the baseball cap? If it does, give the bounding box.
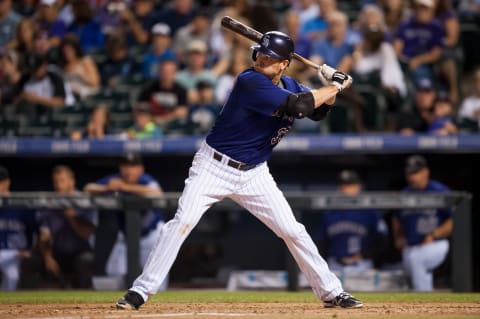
[0,166,9,181]
[151,23,171,37]
[187,40,208,53]
[120,153,143,166]
[40,0,57,6]
[405,155,428,174]
[337,169,361,185]
[415,77,434,91]
[415,0,435,8]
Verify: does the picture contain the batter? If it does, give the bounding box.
[117,31,362,309]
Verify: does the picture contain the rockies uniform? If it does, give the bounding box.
[392,154,454,291]
[396,180,452,291]
[0,209,37,290]
[319,208,387,273]
[117,31,362,309]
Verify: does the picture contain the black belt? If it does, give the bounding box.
[213,151,256,171]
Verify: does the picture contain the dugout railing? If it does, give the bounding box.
[0,191,473,292]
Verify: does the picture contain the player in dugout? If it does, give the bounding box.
[117,30,363,310]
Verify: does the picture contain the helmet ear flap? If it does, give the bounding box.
[252,49,258,61]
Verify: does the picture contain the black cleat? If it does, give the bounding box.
[116,290,145,310]
[323,292,363,308]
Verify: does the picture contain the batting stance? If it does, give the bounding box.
[117,31,362,309]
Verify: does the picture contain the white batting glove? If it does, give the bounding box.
[330,71,353,92]
[319,64,338,81]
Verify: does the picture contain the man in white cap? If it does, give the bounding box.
[142,23,176,79]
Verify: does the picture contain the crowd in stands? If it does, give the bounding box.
[1,0,480,137]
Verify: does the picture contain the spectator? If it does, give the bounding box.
[6,18,35,69]
[0,165,37,290]
[20,165,96,289]
[458,69,480,131]
[214,49,250,106]
[393,0,443,82]
[142,23,176,79]
[68,0,105,52]
[126,0,162,46]
[127,102,163,139]
[428,92,457,135]
[60,33,100,99]
[157,0,196,37]
[378,0,411,34]
[301,0,337,41]
[99,32,138,87]
[316,170,388,274]
[35,0,67,49]
[458,0,480,23]
[188,80,220,135]
[310,11,366,132]
[174,9,212,65]
[56,0,75,28]
[13,0,37,17]
[70,104,111,140]
[282,10,312,83]
[290,0,319,30]
[10,53,66,117]
[0,0,22,48]
[83,153,167,290]
[0,48,22,107]
[352,25,407,130]
[310,11,353,74]
[175,40,217,104]
[435,0,461,105]
[392,155,453,291]
[396,77,436,135]
[138,59,188,129]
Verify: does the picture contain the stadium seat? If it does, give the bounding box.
[356,84,387,131]
[327,102,352,133]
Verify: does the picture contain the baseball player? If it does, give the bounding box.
[0,166,37,290]
[117,31,362,309]
[392,155,453,291]
[317,170,388,274]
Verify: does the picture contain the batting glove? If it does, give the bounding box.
[319,64,338,81]
[331,71,353,92]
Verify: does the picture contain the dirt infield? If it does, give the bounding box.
[3,302,480,319]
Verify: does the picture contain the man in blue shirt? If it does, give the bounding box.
[20,165,96,289]
[392,155,453,291]
[0,166,37,290]
[84,153,167,290]
[117,30,361,310]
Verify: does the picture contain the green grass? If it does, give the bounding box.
[0,290,478,304]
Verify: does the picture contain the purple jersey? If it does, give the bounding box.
[395,180,452,246]
[96,173,163,235]
[395,17,444,58]
[206,68,310,166]
[0,209,37,250]
[318,209,386,259]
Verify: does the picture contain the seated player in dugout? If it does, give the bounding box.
[117,30,363,310]
[316,170,388,274]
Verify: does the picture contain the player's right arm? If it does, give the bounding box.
[83,183,110,194]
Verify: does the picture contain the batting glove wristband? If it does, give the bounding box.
[319,64,338,81]
[331,71,353,92]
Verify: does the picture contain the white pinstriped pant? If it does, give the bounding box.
[131,141,343,301]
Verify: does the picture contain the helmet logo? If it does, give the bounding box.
[262,35,270,47]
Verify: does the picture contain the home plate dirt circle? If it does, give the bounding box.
[4,302,480,319]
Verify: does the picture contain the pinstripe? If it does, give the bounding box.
[129,142,342,303]
[233,165,343,301]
